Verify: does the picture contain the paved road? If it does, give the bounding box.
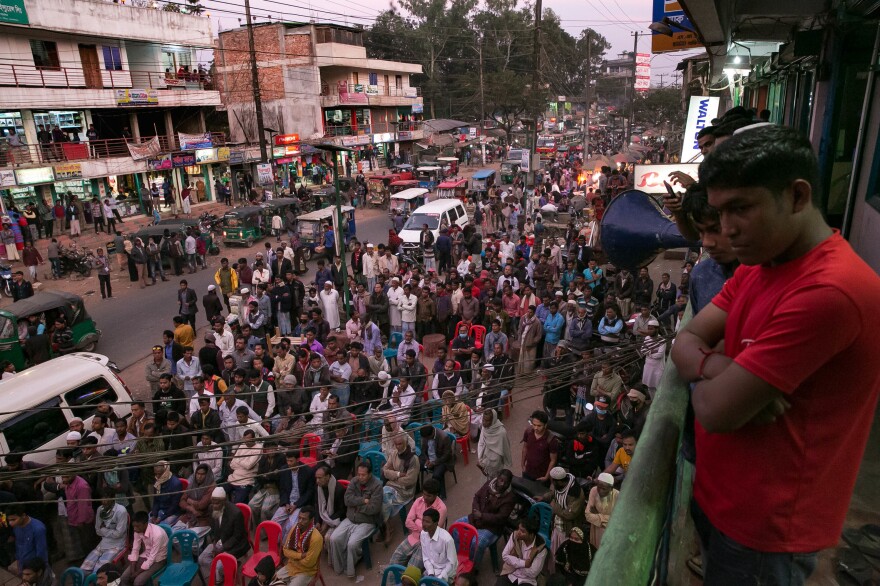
[88,206,393,370]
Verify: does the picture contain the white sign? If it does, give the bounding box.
[0,170,15,187]
[681,95,720,163]
[636,52,651,65]
[634,77,651,91]
[633,164,700,193]
[520,149,531,173]
[256,163,273,185]
[636,65,651,77]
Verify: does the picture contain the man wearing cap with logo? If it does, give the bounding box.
[585,473,618,548]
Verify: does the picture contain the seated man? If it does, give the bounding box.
[227,429,263,503]
[540,467,586,558]
[314,464,346,541]
[603,429,636,482]
[420,508,457,583]
[20,558,54,586]
[457,469,517,569]
[390,478,447,569]
[272,450,316,536]
[497,517,548,586]
[419,425,455,499]
[5,504,48,575]
[381,434,420,545]
[198,487,250,583]
[82,490,129,573]
[120,511,168,586]
[279,506,323,586]
[328,462,383,578]
[440,390,470,437]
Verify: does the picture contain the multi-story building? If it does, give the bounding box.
[215,22,425,174]
[0,0,224,210]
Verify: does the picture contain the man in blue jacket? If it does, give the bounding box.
[271,450,316,535]
[542,301,565,366]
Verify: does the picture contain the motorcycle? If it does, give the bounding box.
[56,243,98,278]
[0,263,12,297]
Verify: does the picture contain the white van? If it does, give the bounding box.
[0,353,133,465]
[399,199,469,258]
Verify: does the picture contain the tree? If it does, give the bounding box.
[632,87,684,131]
[185,0,204,14]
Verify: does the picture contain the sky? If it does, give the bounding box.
[200,0,700,85]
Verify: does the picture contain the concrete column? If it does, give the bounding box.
[20,110,37,146]
[129,112,141,141]
[203,165,214,202]
[198,109,207,133]
[164,110,175,148]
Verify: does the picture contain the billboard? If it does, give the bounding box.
[680,96,720,162]
[652,0,701,53]
[116,89,159,106]
[633,164,699,193]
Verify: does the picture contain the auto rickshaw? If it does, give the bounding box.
[501,160,521,184]
[391,164,415,180]
[416,165,443,191]
[221,206,265,246]
[295,205,357,261]
[389,187,430,220]
[435,178,469,204]
[0,291,101,370]
[470,168,497,198]
[437,156,459,176]
[389,179,421,195]
[261,197,300,236]
[367,174,402,207]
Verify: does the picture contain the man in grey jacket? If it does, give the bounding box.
[328,462,383,577]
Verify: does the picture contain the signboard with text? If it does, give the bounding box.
[274,133,300,146]
[148,155,172,171]
[116,89,159,107]
[0,170,16,187]
[171,152,196,168]
[633,164,699,193]
[178,132,212,150]
[14,167,54,185]
[0,0,28,25]
[54,163,83,180]
[256,163,273,185]
[681,96,720,162]
[652,0,701,53]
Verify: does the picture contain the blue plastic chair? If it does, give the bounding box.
[426,400,443,424]
[384,332,404,362]
[528,502,553,545]
[358,440,381,461]
[83,574,97,586]
[381,564,406,586]
[158,523,173,538]
[59,568,85,586]
[405,421,422,456]
[419,577,449,586]
[361,450,386,481]
[363,417,384,441]
[158,529,202,586]
[443,431,459,482]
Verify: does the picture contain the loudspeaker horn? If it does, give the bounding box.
[600,189,700,269]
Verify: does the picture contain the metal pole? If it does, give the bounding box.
[628,31,639,145]
[584,31,591,158]
[530,0,543,183]
[332,150,350,309]
[244,0,268,164]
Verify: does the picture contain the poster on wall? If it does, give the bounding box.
[55,163,83,180]
[0,170,16,187]
[178,132,213,150]
[148,155,172,171]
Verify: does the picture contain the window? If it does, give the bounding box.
[30,40,60,70]
[102,46,123,71]
[368,72,378,85]
[395,75,403,89]
[448,207,459,222]
[0,397,69,455]
[63,378,119,419]
[456,205,466,219]
[352,72,359,85]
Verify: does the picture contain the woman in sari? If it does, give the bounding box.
[172,463,215,538]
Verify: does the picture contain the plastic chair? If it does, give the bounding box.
[443,431,459,482]
[528,502,553,545]
[158,523,173,538]
[83,574,97,586]
[361,526,379,569]
[362,417,383,442]
[235,503,253,547]
[358,440,381,461]
[111,512,131,565]
[179,477,189,490]
[209,553,238,586]
[419,577,449,586]
[381,565,406,586]
[449,522,479,575]
[361,450,386,481]
[384,332,404,361]
[158,529,202,586]
[307,568,328,586]
[455,433,471,466]
[241,521,284,581]
[299,433,322,467]
[59,568,85,586]
[469,325,487,351]
[338,479,350,488]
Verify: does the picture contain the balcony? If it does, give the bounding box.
[0,63,214,91]
[320,82,422,108]
[322,121,422,138]
[0,132,226,168]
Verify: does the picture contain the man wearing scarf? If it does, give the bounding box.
[278,506,323,586]
[459,470,517,570]
[314,464,346,544]
[380,434,420,545]
[516,305,544,375]
[172,464,216,538]
[149,461,182,525]
[541,467,586,565]
[82,491,129,572]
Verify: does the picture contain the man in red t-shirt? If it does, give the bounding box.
[671,125,880,585]
[520,410,559,484]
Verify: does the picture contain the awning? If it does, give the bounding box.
[431,134,456,146]
[422,119,469,133]
[485,128,507,138]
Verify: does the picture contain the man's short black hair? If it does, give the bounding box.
[21,558,46,573]
[422,508,441,523]
[681,182,718,226]
[699,125,821,204]
[518,516,540,536]
[530,410,549,424]
[696,125,716,139]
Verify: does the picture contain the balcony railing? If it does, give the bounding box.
[322,120,422,138]
[0,63,214,90]
[321,82,421,99]
[585,306,693,586]
[0,132,226,167]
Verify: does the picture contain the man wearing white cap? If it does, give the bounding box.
[387,277,404,334]
[585,472,619,548]
[202,284,224,324]
[541,467,585,561]
[363,243,379,291]
[639,318,665,392]
[198,486,251,582]
[319,281,341,331]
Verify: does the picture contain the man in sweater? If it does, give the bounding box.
[328,462,383,577]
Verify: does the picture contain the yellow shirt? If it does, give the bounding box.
[174,323,195,347]
[283,527,323,577]
[612,448,632,471]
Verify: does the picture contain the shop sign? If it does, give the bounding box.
[633,164,699,193]
[116,89,159,107]
[14,166,55,185]
[273,145,301,158]
[373,132,393,143]
[195,148,217,163]
[276,157,295,165]
[55,163,83,180]
[178,132,212,150]
[0,170,15,187]
[411,103,423,114]
[148,155,172,171]
[256,163,273,185]
[184,165,201,175]
[398,131,413,141]
[366,85,379,95]
[354,84,365,93]
[0,0,29,26]
[651,0,700,53]
[681,96,720,162]
[229,149,245,165]
[217,147,230,161]
[274,133,300,146]
[404,88,418,98]
[341,136,359,147]
[172,152,196,168]
[337,81,368,105]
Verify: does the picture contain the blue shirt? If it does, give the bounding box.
[165,342,177,375]
[13,517,48,565]
[598,316,623,335]
[689,257,730,314]
[543,312,565,344]
[323,230,335,249]
[535,304,550,323]
[428,438,438,462]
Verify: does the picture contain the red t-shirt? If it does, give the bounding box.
[695,232,880,552]
[521,428,560,480]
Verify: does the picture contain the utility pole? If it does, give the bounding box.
[659,73,667,88]
[583,31,591,158]
[478,34,487,164]
[628,31,639,146]
[529,0,543,183]
[244,0,268,164]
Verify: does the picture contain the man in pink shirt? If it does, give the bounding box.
[63,474,96,561]
[388,478,447,568]
[120,511,169,586]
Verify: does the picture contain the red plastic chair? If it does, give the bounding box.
[338,479,350,489]
[209,553,238,586]
[241,521,284,582]
[449,522,479,575]
[111,512,131,565]
[469,325,487,351]
[307,568,328,586]
[235,503,253,548]
[179,478,189,490]
[299,433,322,467]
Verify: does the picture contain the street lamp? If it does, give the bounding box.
[649,17,696,36]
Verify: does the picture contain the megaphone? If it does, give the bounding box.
[600,189,700,269]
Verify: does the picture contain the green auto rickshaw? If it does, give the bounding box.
[221,206,265,246]
[0,291,101,371]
